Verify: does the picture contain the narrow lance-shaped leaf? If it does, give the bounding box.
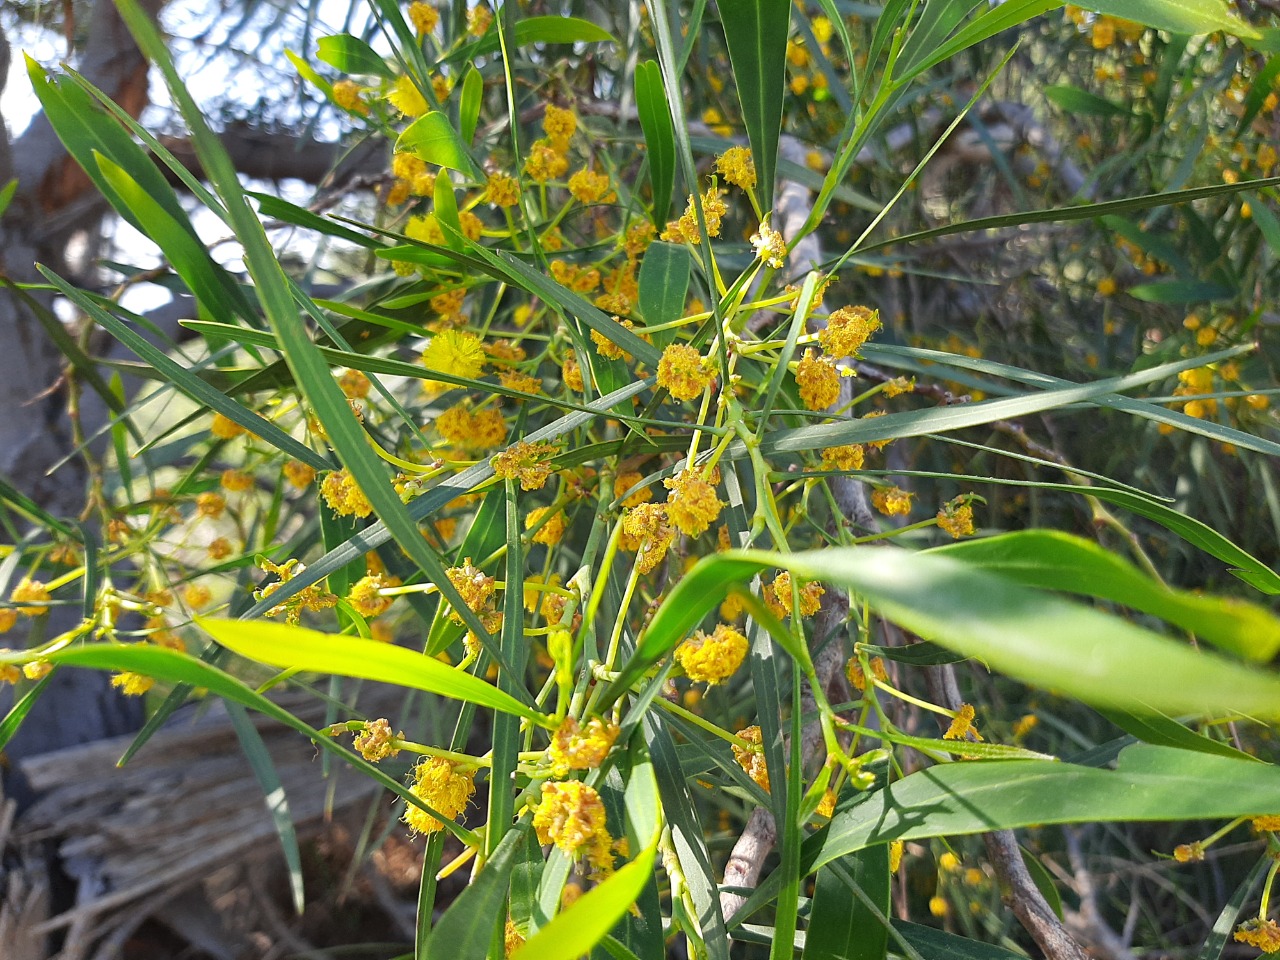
[717,0,790,210]
[634,60,677,227]
[198,618,548,723]
[608,546,1280,722]
[930,530,1280,661]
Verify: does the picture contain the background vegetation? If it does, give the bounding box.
[2,0,1280,958]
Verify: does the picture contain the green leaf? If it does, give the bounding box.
[857,642,968,666]
[1127,279,1236,303]
[889,921,1028,960]
[1096,706,1260,762]
[113,0,516,679]
[93,152,245,328]
[612,546,1280,721]
[1078,0,1260,38]
[459,65,483,144]
[1045,84,1131,116]
[397,112,482,177]
[0,179,17,219]
[41,643,476,843]
[718,0,790,210]
[636,241,689,344]
[422,823,529,958]
[226,702,305,914]
[757,345,1251,455]
[0,672,54,751]
[198,617,547,723]
[1249,195,1280,256]
[899,0,1064,80]
[251,192,384,248]
[809,744,1280,873]
[433,170,464,251]
[1197,857,1269,960]
[860,177,1280,254]
[316,34,397,79]
[512,844,658,960]
[930,530,1280,661]
[897,0,985,78]
[1019,847,1063,921]
[38,271,329,471]
[634,61,677,227]
[803,846,891,960]
[456,15,617,61]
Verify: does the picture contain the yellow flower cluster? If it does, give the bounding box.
[1172,841,1204,863]
[766,572,824,618]
[750,219,787,269]
[715,146,756,191]
[485,172,521,207]
[936,499,975,539]
[621,503,675,573]
[443,558,496,624]
[436,404,508,450]
[255,558,338,623]
[10,578,51,616]
[111,672,154,697]
[210,412,247,440]
[543,104,577,145]
[590,319,642,362]
[675,623,749,684]
[391,152,435,197]
[353,718,402,762]
[615,470,653,508]
[561,354,585,392]
[197,492,226,519]
[568,167,615,204]
[548,716,620,777]
[348,573,394,618]
[664,468,725,536]
[660,188,728,244]
[819,306,881,358]
[944,703,984,741]
[387,75,429,118]
[321,470,375,519]
[404,757,475,835]
[795,350,840,410]
[871,486,913,517]
[1234,919,1280,954]
[467,4,492,35]
[220,469,253,493]
[525,506,566,546]
[820,444,864,471]
[533,780,614,872]
[525,141,569,182]
[407,1,439,35]
[423,330,486,383]
[883,376,915,398]
[657,344,713,401]
[732,725,770,792]
[332,79,368,115]
[846,656,888,692]
[491,440,559,491]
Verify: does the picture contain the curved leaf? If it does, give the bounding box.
[635,61,677,227]
[809,744,1280,873]
[316,34,397,79]
[611,546,1280,721]
[198,617,547,723]
[930,530,1280,660]
[718,0,789,210]
[397,112,481,176]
